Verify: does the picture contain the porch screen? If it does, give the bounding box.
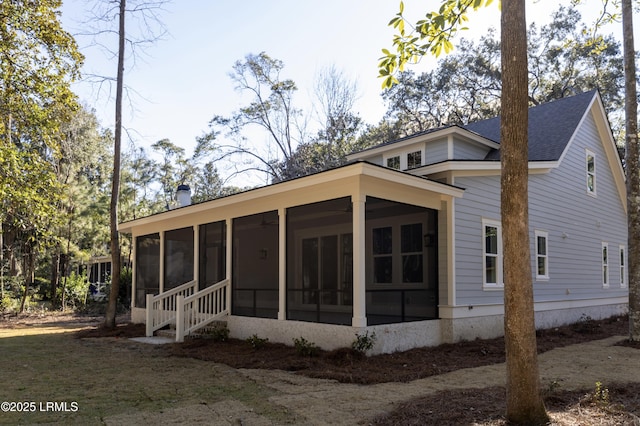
[287,197,353,325]
[164,227,194,290]
[135,233,160,308]
[199,221,226,290]
[365,197,438,325]
[232,211,279,319]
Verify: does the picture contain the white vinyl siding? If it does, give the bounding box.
[482,218,503,289]
[535,230,549,281]
[602,242,609,288]
[453,110,627,307]
[586,149,596,196]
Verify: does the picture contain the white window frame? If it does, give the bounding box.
[482,218,503,290]
[534,230,549,281]
[602,242,609,288]
[407,150,423,169]
[385,155,400,170]
[586,149,596,196]
[620,245,626,288]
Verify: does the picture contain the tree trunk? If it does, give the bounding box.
[19,243,35,313]
[50,249,60,308]
[1,221,4,300]
[104,0,125,329]
[501,1,549,423]
[622,0,640,341]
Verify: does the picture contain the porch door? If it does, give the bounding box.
[301,233,353,307]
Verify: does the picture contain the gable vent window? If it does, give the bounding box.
[407,151,422,169]
[586,150,596,195]
[386,156,400,170]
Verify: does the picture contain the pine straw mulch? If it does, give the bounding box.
[368,383,640,425]
[75,315,640,425]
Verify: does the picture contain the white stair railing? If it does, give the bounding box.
[175,279,230,342]
[145,280,198,337]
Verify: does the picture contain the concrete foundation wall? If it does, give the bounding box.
[132,301,627,355]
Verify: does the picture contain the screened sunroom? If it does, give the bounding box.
[119,162,462,349]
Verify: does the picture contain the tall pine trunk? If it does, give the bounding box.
[501,0,549,423]
[622,0,640,341]
[104,0,125,328]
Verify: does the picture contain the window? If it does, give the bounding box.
[586,150,596,195]
[407,151,422,169]
[535,231,549,280]
[386,156,400,170]
[482,219,503,288]
[401,223,423,283]
[372,227,393,284]
[602,242,609,287]
[620,245,626,288]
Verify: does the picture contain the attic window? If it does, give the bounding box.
[586,150,596,195]
[407,151,422,169]
[386,156,400,170]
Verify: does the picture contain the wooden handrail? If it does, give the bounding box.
[176,279,230,342]
[145,280,197,337]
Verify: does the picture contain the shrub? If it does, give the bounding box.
[246,334,269,350]
[207,323,230,342]
[351,331,377,354]
[591,381,610,406]
[293,336,319,357]
[573,314,600,334]
[59,271,89,310]
[0,294,15,313]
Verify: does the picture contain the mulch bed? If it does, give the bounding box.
[369,383,640,425]
[76,314,632,385]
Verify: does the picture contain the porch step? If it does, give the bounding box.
[154,320,228,340]
[155,328,177,339]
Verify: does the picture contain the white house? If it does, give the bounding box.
[119,90,627,354]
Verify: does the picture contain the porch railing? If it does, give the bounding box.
[176,279,230,342]
[145,280,198,337]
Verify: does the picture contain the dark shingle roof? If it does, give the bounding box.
[463,90,597,161]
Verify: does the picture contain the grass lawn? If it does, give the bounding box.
[0,320,296,425]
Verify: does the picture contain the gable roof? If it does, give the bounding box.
[463,90,598,161]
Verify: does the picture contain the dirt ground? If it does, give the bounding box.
[3,312,640,425]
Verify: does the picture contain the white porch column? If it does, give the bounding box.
[225,219,232,311]
[193,225,199,287]
[278,207,287,321]
[131,235,137,310]
[352,194,367,327]
[278,207,286,320]
[159,230,165,293]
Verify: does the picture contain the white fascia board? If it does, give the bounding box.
[408,160,558,176]
[359,163,465,198]
[118,162,464,233]
[346,127,500,162]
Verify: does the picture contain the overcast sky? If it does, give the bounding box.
[60,1,622,183]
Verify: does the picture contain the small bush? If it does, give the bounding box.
[206,323,230,342]
[352,331,377,354]
[246,334,269,350]
[573,314,600,334]
[0,294,16,313]
[591,381,610,406]
[293,336,319,357]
